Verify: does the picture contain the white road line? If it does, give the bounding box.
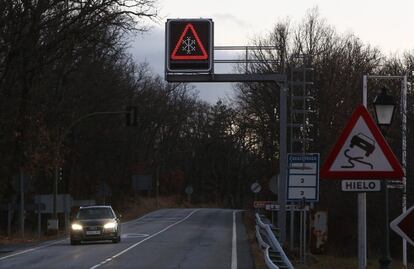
[122,210,188,225]
[121,210,159,225]
[0,238,68,261]
[89,209,199,269]
[140,217,183,221]
[231,210,237,269]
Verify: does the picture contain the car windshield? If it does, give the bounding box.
[76,208,114,220]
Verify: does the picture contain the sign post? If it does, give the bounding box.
[321,104,403,269]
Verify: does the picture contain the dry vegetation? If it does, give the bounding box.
[0,234,57,246]
[243,211,267,269]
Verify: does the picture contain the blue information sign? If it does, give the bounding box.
[287,153,319,202]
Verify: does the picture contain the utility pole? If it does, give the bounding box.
[278,82,288,244]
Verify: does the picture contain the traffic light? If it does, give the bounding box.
[126,106,137,126]
[58,167,63,181]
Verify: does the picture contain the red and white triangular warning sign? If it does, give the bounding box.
[171,23,208,60]
[320,105,404,179]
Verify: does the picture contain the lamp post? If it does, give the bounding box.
[361,75,407,269]
[373,87,396,269]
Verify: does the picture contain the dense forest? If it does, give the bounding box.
[1,1,413,256]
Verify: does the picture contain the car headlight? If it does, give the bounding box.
[71,223,83,230]
[104,222,117,229]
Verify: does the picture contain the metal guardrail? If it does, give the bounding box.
[255,213,294,269]
[255,225,279,269]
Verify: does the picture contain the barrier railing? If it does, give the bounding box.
[255,213,294,269]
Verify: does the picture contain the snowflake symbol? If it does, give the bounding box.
[181,36,196,54]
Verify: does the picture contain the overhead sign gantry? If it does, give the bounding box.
[164,18,289,244]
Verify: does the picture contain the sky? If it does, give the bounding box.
[129,0,414,103]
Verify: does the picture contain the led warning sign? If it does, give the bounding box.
[171,23,208,60]
[166,19,213,72]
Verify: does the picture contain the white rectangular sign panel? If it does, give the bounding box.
[341,180,381,192]
[289,175,317,187]
[288,187,317,200]
[289,163,317,174]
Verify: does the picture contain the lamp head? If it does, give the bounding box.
[373,87,396,126]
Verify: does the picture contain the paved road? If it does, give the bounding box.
[0,208,253,269]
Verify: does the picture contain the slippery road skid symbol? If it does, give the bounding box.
[320,105,404,179]
[350,133,375,157]
[341,149,374,170]
[341,132,375,169]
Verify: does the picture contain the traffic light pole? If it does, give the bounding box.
[51,110,130,233]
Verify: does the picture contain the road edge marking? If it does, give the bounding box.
[231,210,238,269]
[0,238,68,261]
[89,209,199,269]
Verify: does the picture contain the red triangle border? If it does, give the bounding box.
[171,23,208,60]
[320,105,404,180]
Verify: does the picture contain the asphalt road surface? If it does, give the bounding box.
[0,208,253,269]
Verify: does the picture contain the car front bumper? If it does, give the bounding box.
[70,229,119,241]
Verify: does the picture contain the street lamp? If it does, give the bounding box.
[372,86,396,269]
[373,87,396,127]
